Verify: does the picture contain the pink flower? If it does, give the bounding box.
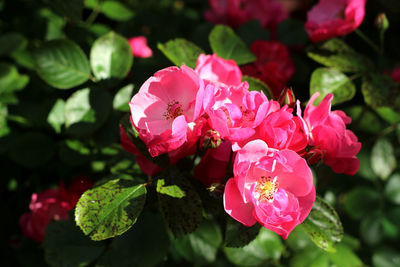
[204,0,288,31]
[19,179,92,242]
[130,66,205,157]
[241,41,295,99]
[390,67,400,83]
[224,140,315,239]
[305,0,367,42]
[301,92,361,175]
[128,36,153,58]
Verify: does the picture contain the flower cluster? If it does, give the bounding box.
[124,54,361,238]
[19,176,93,242]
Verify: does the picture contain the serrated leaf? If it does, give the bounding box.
[156,178,186,198]
[371,138,397,180]
[172,220,222,264]
[43,219,105,267]
[158,169,203,238]
[209,25,256,65]
[224,217,261,248]
[33,39,90,89]
[242,75,273,99]
[308,38,373,73]
[113,84,134,111]
[0,32,27,56]
[47,99,65,133]
[90,31,133,80]
[224,228,284,266]
[310,68,356,105]
[302,195,343,252]
[75,179,147,241]
[158,38,205,69]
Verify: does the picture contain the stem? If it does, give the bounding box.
[376,122,399,139]
[85,0,103,25]
[355,29,381,55]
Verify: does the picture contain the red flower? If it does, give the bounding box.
[305,0,367,42]
[241,41,295,99]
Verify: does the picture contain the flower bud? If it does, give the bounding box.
[202,130,222,150]
[278,87,296,109]
[375,13,389,32]
[304,148,325,165]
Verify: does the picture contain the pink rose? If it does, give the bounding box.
[130,66,205,157]
[224,139,315,239]
[128,36,153,58]
[301,92,361,175]
[241,41,295,99]
[305,0,367,42]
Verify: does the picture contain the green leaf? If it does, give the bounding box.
[242,75,273,99]
[172,220,222,264]
[371,138,397,180]
[33,39,90,89]
[43,219,105,267]
[302,195,344,252]
[158,38,205,69]
[64,88,112,136]
[224,217,261,248]
[277,19,308,46]
[308,38,373,73]
[47,99,65,133]
[43,0,84,21]
[360,213,384,246]
[0,32,27,57]
[209,25,256,65]
[101,1,134,21]
[113,84,134,111]
[90,31,133,80]
[310,68,356,105]
[343,187,380,220]
[0,63,29,95]
[75,179,147,241]
[373,249,400,267]
[237,20,270,46]
[0,104,9,137]
[290,248,330,267]
[224,228,284,266]
[346,106,382,134]
[98,212,170,267]
[156,178,186,198]
[59,139,91,166]
[385,173,400,205]
[158,169,203,238]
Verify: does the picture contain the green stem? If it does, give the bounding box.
[85,1,103,25]
[355,29,381,55]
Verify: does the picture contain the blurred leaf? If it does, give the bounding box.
[343,187,380,219]
[224,228,284,266]
[172,220,222,264]
[98,212,170,267]
[9,132,55,168]
[357,147,379,181]
[243,75,273,99]
[11,49,35,70]
[277,19,308,46]
[0,32,27,57]
[158,169,203,238]
[158,38,205,69]
[290,248,329,267]
[43,0,83,21]
[64,88,112,136]
[43,219,105,267]
[308,38,373,72]
[113,84,134,111]
[209,25,256,65]
[360,213,384,246]
[33,39,90,89]
[0,104,9,137]
[371,138,397,180]
[90,31,133,80]
[75,179,146,241]
[346,106,382,134]
[59,139,91,166]
[47,99,65,133]
[385,173,400,205]
[329,243,363,267]
[302,195,343,252]
[373,249,400,267]
[85,0,134,21]
[237,20,270,46]
[156,178,186,198]
[286,226,315,251]
[224,217,261,248]
[310,68,356,105]
[0,63,29,95]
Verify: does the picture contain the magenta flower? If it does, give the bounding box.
[130,66,205,157]
[301,92,361,175]
[305,0,367,42]
[128,36,153,58]
[224,139,315,239]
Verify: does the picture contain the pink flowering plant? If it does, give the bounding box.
[5,0,400,266]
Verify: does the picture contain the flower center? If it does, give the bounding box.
[254,176,279,203]
[164,101,184,120]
